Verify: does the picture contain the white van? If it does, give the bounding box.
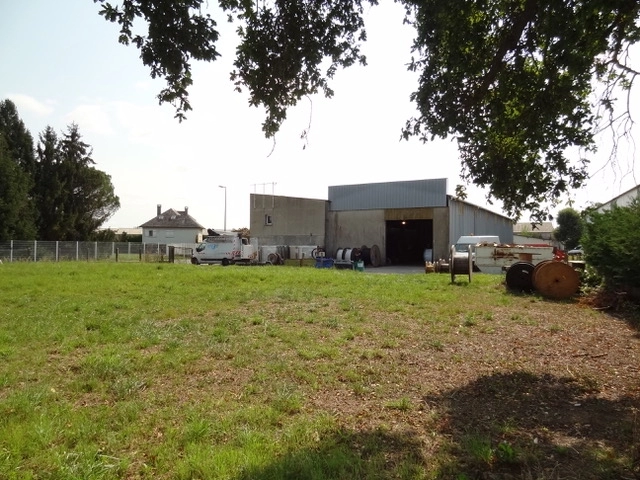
[451,235,501,273]
[454,235,500,254]
[191,233,256,266]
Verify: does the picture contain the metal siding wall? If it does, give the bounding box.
[329,179,448,211]
[448,198,513,246]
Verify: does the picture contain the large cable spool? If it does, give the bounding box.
[277,245,288,260]
[369,244,381,267]
[336,248,345,260]
[505,262,535,292]
[267,252,282,265]
[449,245,472,283]
[360,245,371,264]
[532,261,580,299]
[532,260,553,287]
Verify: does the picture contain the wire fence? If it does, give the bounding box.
[0,241,195,263]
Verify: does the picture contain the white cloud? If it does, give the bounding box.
[6,93,55,117]
[63,104,114,136]
[112,100,178,144]
[134,80,152,91]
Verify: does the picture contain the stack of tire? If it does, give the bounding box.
[505,260,580,299]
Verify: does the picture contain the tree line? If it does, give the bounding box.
[0,99,120,241]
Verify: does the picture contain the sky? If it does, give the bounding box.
[1,1,638,230]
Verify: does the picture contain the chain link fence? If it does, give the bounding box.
[0,241,195,263]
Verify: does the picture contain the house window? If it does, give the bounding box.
[265,214,273,226]
[148,229,155,237]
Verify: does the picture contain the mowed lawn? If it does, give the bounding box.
[0,262,638,479]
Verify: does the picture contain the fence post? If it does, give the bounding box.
[34,240,37,262]
[94,242,98,261]
[139,246,142,262]
[76,242,79,261]
[56,241,59,262]
[115,248,119,262]
[10,240,13,262]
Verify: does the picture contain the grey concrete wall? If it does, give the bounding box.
[248,190,512,265]
[250,194,327,247]
[326,207,453,263]
[326,210,386,261]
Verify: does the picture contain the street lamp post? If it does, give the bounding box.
[218,185,227,232]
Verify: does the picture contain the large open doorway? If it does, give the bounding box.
[386,219,433,265]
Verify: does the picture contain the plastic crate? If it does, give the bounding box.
[315,258,334,268]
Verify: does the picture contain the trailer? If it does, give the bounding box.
[474,244,556,274]
[191,232,257,266]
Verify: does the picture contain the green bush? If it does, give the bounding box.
[582,198,640,289]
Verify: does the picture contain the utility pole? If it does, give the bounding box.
[218,185,227,231]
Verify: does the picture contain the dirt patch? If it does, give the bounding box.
[307,294,640,478]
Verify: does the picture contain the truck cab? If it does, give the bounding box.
[452,235,500,272]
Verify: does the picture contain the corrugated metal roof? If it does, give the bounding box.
[328,179,448,211]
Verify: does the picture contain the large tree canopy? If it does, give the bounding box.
[0,100,120,240]
[95,0,640,220]
[34,124,121,240]
[0,100,37,240]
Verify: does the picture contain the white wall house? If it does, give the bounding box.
[139,205,206,244]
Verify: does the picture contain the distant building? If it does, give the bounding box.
[109,228,143,236]
[139,205,205,244]
[513,221,557,247]
[250,178,514,265]
[596,185,640,212]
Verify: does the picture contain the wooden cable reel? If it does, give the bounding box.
[532,261,580,299]
[449,245,472,283]
[505,261,535,292]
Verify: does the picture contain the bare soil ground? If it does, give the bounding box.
[305,288,640,479]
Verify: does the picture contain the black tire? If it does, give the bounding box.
[191,257,199,265]
[221,258,230,267]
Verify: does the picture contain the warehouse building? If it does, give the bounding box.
[250,178,513,266]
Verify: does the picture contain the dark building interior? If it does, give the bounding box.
[385,219,433,265]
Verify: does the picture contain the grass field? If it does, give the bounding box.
[1,262,639,479]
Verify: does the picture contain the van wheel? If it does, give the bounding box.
[221,258,230,266]
[191,257,199,265]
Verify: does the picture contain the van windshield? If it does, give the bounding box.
[455,243,472,252]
